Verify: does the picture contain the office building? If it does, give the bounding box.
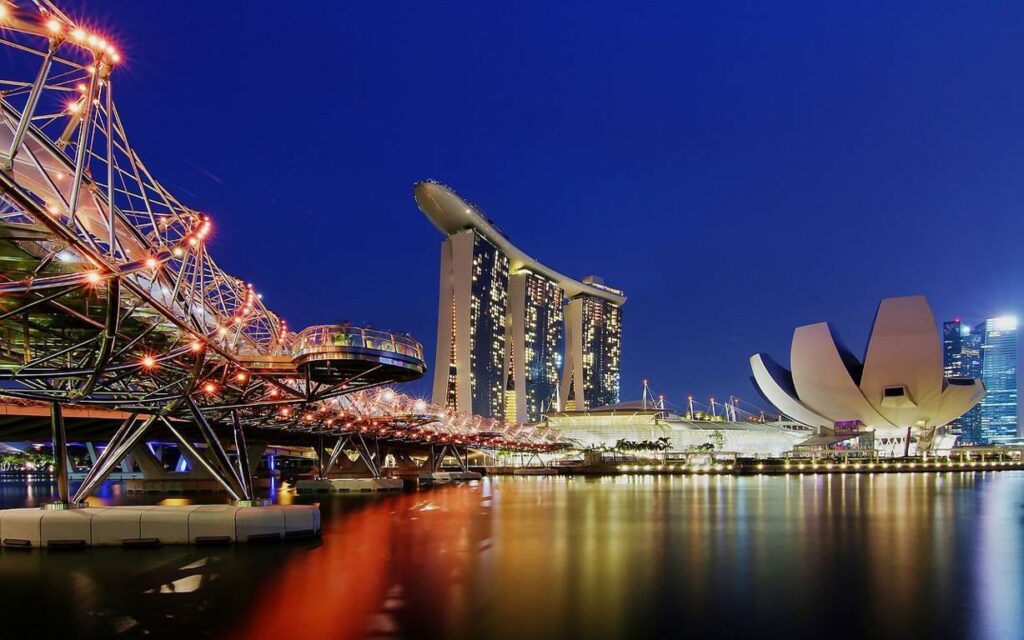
[563,278,624,412]
[977,316,1018,444]
[942,319,984,443]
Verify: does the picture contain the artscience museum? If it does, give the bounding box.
[751,296,985,457]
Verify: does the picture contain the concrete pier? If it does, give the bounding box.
[418,471,482,486]
[125,479,230,495]
[0,504,320,548]
[295,478,404,494]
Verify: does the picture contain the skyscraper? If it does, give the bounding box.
[959,329,984,442]
[416,181,625,421]
[943,319,983,442]
[977,316,1018,444]
[506,270,564,423]
[942,320,964,379]
[562,277,624,410]
[432,229,510,418]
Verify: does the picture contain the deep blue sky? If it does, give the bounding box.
[78,1,1022,408]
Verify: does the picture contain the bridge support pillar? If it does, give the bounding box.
[452,446,469,472]
[179,403,248,501]
[72,414,149,503]
[231,410,253,501]
[47,401,70,508]
[318,435,382,479]
[315,435,326,480]
[133,441,191,480]
[426,445,469,473]
[322,435,349,478]
[390,451,423,471]
[356,433,381,479]
[246,443,266,479]
[161,416,242,501]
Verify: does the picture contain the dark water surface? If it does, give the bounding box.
[1,472,1023,640]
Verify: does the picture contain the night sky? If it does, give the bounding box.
[71,1,1023,410]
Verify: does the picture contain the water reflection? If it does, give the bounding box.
[976,474,1023,638]
[0,473,1022,639]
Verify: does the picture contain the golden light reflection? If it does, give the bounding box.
[223,474,1021,637]
[10,472,999,640]
[234,484,489,640]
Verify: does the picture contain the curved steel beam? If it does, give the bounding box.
[76,275,121,398]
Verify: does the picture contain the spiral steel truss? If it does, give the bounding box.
[0,2,564,505]
[0,2,428,503]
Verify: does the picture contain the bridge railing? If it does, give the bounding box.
[290,325,424,361]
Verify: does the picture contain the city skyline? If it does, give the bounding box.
[943,316,1020,443]
[86,1,1023,410]
[1,4,1023,639]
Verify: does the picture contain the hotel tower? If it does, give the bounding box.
[415,181,625,422]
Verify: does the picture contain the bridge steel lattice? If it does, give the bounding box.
[0,2,563,506]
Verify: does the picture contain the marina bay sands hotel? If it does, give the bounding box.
[415,181,626,423]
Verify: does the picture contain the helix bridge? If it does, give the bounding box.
[0,1,563,505]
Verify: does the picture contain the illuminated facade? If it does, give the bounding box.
[416,181,625,421]
[507,270,564,422]
[562,278,624,411]
[942,319,983,442]
[943,320,965,379]
[432,229,510,418]
[542,405,811,457]
[977,316,1018,445]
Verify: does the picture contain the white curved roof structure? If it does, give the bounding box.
[750,354,832,428]
[790,323,893,427]
[413,181,626,305]
[750,296,984,432]
[860,297,945,427]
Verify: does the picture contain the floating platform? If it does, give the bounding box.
[418,471,482,486]
[123,478,278,495]
[0,504,320,548]
[294,478,404,494]
[125,479,230,495]
[511,467,559,476]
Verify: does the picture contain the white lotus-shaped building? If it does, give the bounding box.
[750,296,984,456]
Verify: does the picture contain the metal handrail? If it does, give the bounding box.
[289,325,424,361]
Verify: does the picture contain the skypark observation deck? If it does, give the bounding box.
[414,181,626,305]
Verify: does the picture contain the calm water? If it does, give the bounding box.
[1,472,1023,640]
